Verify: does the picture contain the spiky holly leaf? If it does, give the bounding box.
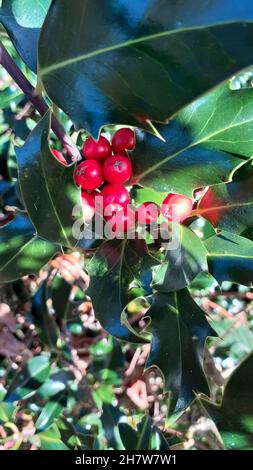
[205,230,253,286]
[131,83,253,196]
[145,289,216,411]
[201,352,253,450]
[39,0,253,135]
[0,213,58,282]
[197,172,253,234]
[152,225,208,292]
[86,239,158,342]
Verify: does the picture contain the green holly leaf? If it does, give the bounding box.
[119,417,164,450]
[176,85,253,159]
[38,0,253,135]
[51,276,72,321]
[153,428,170,450]
[205,230,253,286]
[0,213,58,282]
[118,423,138,451]
[0,401,16,424]
[145,289,215,411]
[0,0,51,72]
[132,83,252,196]
[57,417,94,450]
[5,354,51,402]
[101,404,123,450]
[36,391,68,432]
[152,225,208,292]
[201,352,253,450]
[38,423,69,450]
[87,239,157,342]
[198,173,253,234]
[131,187,166,207]
[37,369,74,399]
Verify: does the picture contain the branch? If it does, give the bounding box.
[0,42,81,162]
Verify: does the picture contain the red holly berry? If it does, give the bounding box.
[112,128,135,154]
[106,207,135,235]
[74,160,104,190]
[103,154,132,184]
[101,183,130,218]
[51,148,67,166]
[83,135,112,161]
[136,201,160,225]
[81,191,95,222]
[161,193,193,222]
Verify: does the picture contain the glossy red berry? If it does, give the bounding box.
[101,183,130,218]
[161,193,193,222]
[103,154,132,184]
[51,148,67,166]
[136,202,160,225]
[112,128,135,154]
[81,191,95,222]
[106,207,135,235]
[74,160,104,190]
[83,135,112,161]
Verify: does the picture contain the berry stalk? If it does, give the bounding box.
[0,42,81,162]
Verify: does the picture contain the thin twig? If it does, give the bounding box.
[0,42,81,162]
[125,347,142,377]
[15,102,31,120]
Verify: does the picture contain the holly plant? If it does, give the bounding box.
[0,0,253,451]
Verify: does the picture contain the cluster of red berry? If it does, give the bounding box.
[73,128,134,233]
[53,128,193,236]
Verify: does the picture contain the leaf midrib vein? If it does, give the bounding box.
[208,253,253,259]
[39,20,252,77]
[196,200,253,216]
[0,236,35,274]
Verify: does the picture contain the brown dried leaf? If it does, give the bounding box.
[50,254,89,286]
[126,379,148,410]
[0,327,31,359]
[0,303,16,332]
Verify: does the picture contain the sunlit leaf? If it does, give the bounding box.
[36,391,67,432]
[132,85,251,196]
[37,369,74,399]
[0,0,51,71]
[38,423,69,450]
[0,214,58,282]
[152,225,208,292]
[5,354,51,402]
[197,172,253,234]
[205,230,253,286]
